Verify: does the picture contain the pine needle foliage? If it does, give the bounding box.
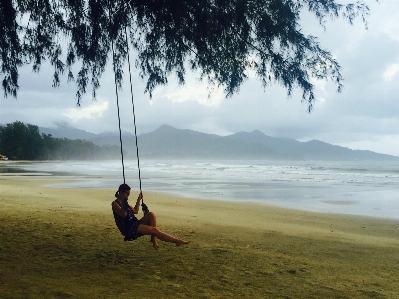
[1,0,370,110]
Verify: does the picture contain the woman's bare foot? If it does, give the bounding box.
[150,239,159,249]
[175,239,189,246]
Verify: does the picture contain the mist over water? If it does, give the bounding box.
[4,160,399,219]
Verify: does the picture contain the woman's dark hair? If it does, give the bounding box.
[115,183,131,197]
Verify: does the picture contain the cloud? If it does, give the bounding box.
[154,77,225,108]
[63,100,109,121]
[383,63,399,81]
[380,12,399,41]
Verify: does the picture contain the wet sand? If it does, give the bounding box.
[1,176,398,298]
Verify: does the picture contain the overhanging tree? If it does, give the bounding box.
[1,0,370,111]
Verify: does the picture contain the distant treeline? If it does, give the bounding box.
[0,121,120,160]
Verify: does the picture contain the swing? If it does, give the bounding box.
[107,4,191,248]
[110,9,149,217]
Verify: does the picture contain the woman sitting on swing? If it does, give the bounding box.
[112,184,189,249]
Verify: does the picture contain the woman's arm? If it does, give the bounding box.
[111,201,127,218]
[130,192,142,214]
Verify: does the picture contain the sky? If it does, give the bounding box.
[1,0,399,157]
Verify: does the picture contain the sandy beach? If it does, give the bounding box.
[1,175,398,298]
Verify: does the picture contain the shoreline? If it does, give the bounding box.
[1,173,399,221]
[1,175,399,298]
[1,159,398,221]
[2,175,399,244]
[2,175,398,242]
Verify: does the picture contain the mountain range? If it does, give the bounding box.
[40,124,399,161]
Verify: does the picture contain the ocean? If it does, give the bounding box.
[2,160,399,219]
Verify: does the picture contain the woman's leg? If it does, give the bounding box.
[139,212,158,248]
[137,224,189,248]
[140,211,157,226]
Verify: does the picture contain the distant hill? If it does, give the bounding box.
[39,124,399,161]
[40,124,97,140]
[138,125,279,159]
[224,129,394,161]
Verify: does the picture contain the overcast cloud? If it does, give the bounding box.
[1,0,398,157]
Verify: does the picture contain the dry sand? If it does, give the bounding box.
[1,175,398,298]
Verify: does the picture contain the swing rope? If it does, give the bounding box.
[124,25,149,215]
[109,5,149,215]
[125,26,141,191]
[110,37,126,184]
